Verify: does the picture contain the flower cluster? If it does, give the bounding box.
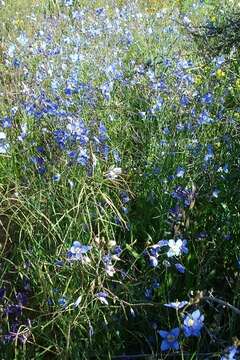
[159,309,204,351]
[146,238,188,272]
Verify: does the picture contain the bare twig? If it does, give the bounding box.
[203,296,240,315]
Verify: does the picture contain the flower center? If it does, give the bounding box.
[167,335,175,343]
[188,319,195,327]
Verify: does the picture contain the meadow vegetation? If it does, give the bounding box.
[0,0,240,359]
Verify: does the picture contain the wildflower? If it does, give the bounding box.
[13,58,21,68]
[216,69,225,79]
[176,166,185,178]
[96,292,109,305]
[158,327,180,351]
[113,245,122,257]
[183,309,204,337]
[52,174,61,182]
[171,186,195,207]
[201,92,213,105]
[1,117,11,128]
[145,288,153,300]
[55,259,64,267]
[169,205,183,222]
[164,300,188,310]
[157,240,169,248]
[198,110,213,125]
[17,33,28,46]
[213,55,225,68]
[64,0,73,6]
[120,192,130,204]
[180,95,190,107]
[149,255,158,267]
[175,263,186,273]
[4,304,22,317]
[102,252,118,276]
[224,233,232,241]
[67,241,92,262]
[212,189,220,198]
[152,279,160,288]
[147,243,162,267]
[106,167,122,180]
[113,149,121,163]
[204,144,214,162]
[58,297,68,307]
[167,239,188,258]
[151,97,164,114]
[105,264,116,277]
[220,345,239,360]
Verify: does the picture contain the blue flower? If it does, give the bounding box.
[67,241,92,262]
[1,117,12,128]
[176,166,185,178]
[204,144,214,162]
[58,297,68,307]
[96,292,109,305]
[120,192,130,204]
[171,186,195,207]
[13,58,21,68]
[213,55,225,68]
[149,256,158,267]
[152,279,160,288]
[198,110,213,125]
[158,327,180,351]
[183,310,204,337]
[52,174,61,182]
[220,345,239,360]
[180,95,190,107]
[164,300,188,310]
[175,263,186,273]
[64,0,73,6]
[201,92,213,105]
[113,245,122,257]
[149,244,161,257]
[144,288,153,300]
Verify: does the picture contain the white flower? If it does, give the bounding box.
[106,167,122,180]
[0,133,6,142]
[105,264,116,277]
[167,239,183,258]
[96,292,109,305]
[0,132,9,154]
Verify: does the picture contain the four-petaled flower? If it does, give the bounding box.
[67,241,92,263]
[159,327,180,351]
[183,310,204,337]
[167,239,188,258]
